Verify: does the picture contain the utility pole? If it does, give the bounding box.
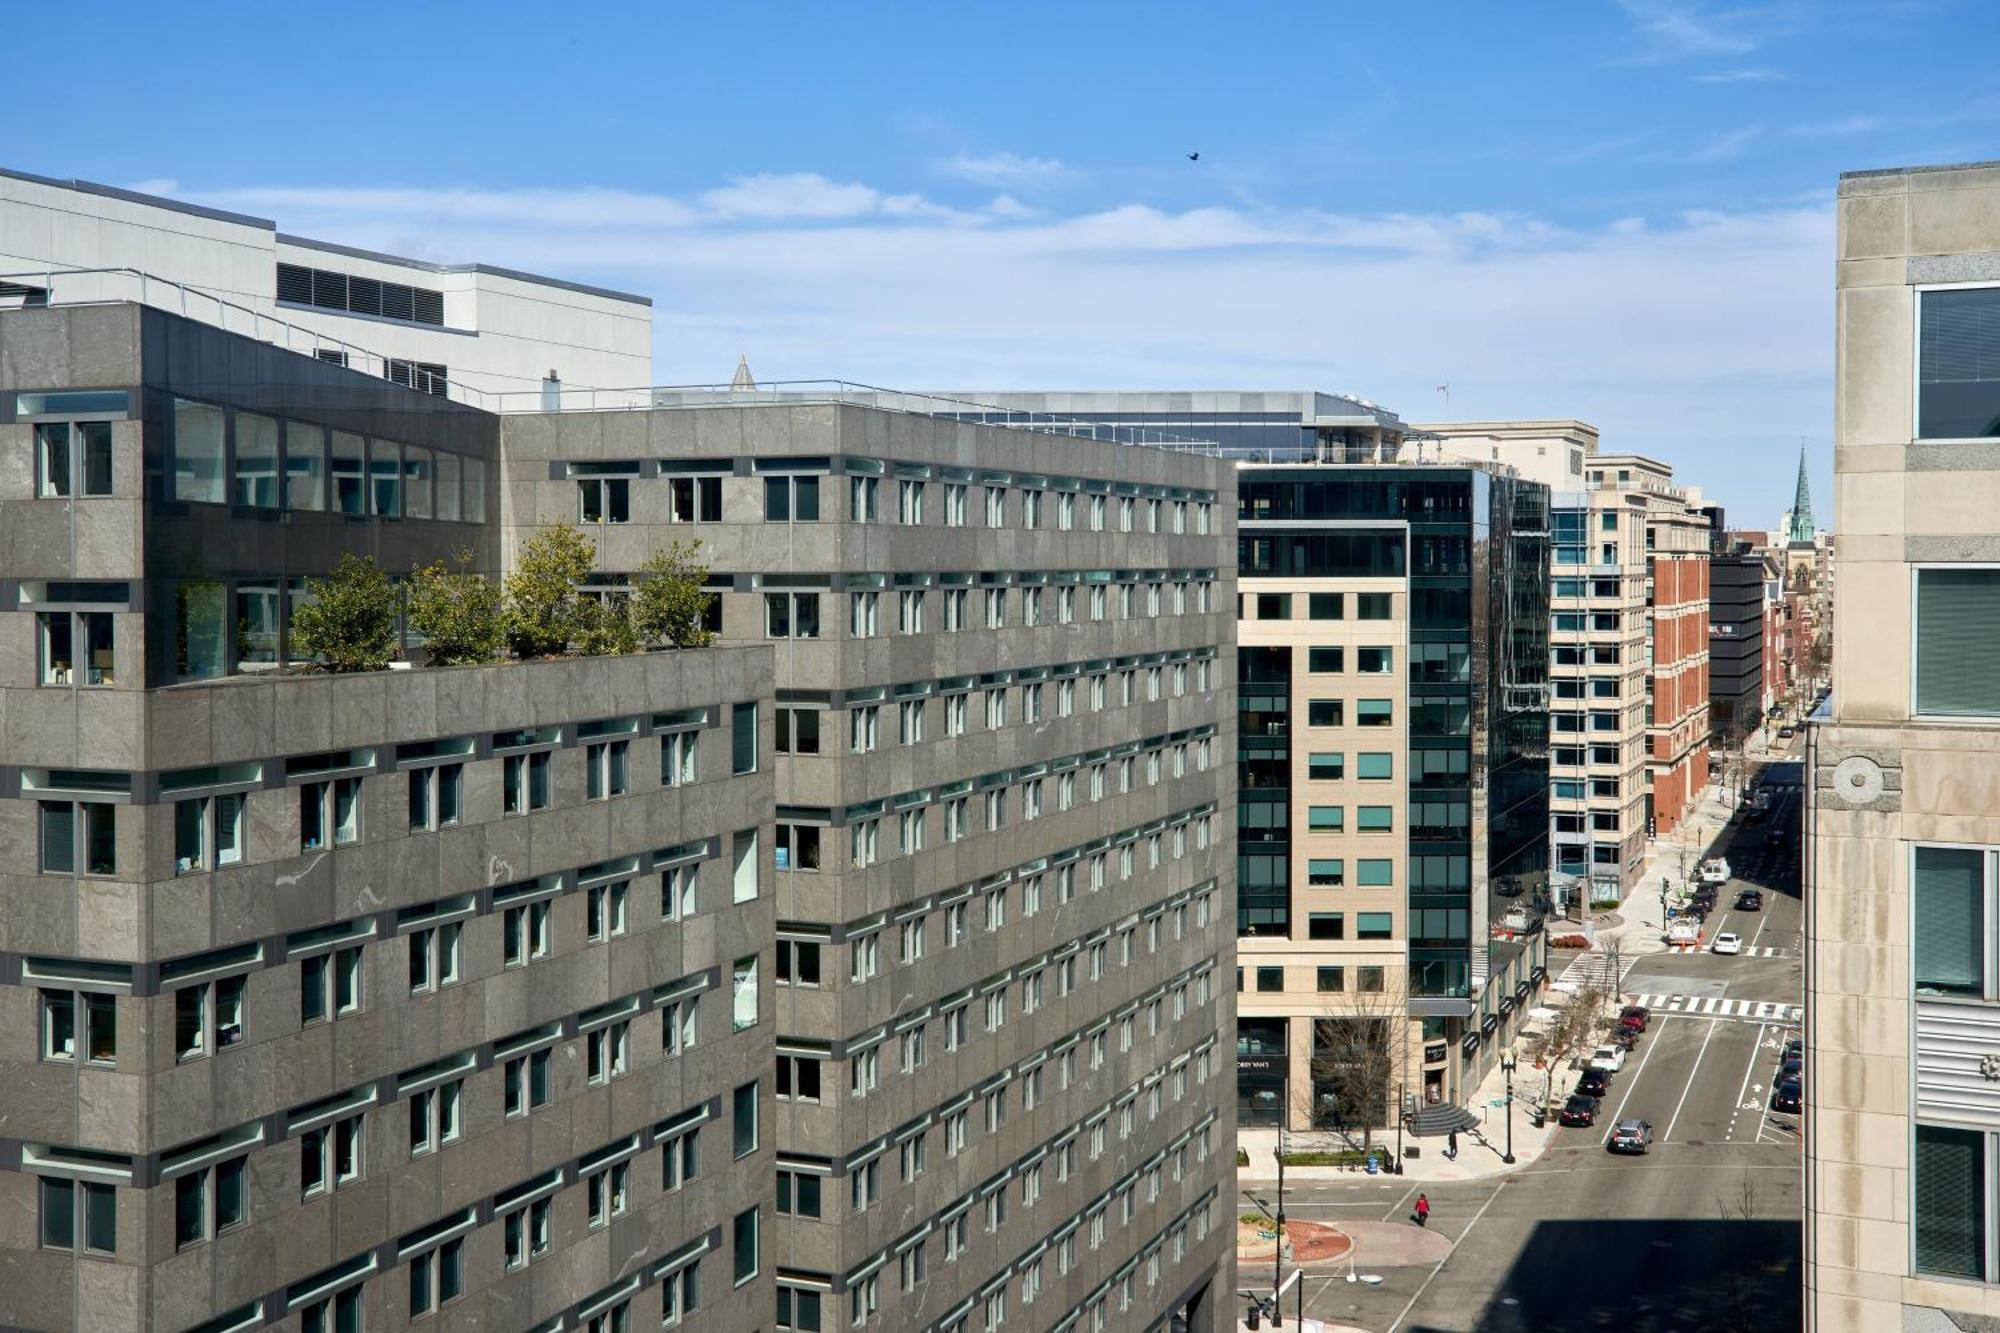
[1501,1054,1518,1164]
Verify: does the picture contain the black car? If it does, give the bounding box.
[1559,1094,1602,1127]
[1782,1038,1803,1062]
[1746,806,1767,823]
[1779,1056,1803,1081]
[1736,889,1763,911]
[1576,1068,1612,1098]
[1772,1077,1802,1113]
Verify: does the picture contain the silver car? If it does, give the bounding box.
[1607,1119,1654,1155]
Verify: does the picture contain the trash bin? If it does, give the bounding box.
[1404,1145,1421,1159]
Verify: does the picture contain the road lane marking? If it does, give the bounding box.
[1601,1007,1670,1142]
[1631,993,1802,1023]
[1728,1021,1770,1142]
[1664,1017,1722,1143]
[1385,1183,1507,1333]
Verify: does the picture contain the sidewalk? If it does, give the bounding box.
[1237,1049,1562,1184]
[1589,775,1745,961]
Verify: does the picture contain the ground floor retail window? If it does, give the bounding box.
[1915,1122,1987,1280]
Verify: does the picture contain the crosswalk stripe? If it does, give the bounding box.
[1630,992,1802,1024]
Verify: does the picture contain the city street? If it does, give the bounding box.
[1242,760,1805,1331]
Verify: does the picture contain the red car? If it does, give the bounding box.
[1619,1005,1650,1033]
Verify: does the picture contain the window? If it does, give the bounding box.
[1357,647,1393,673]
[577,476,630,524]
[667,472,724,522]
[406,920,463,991]
[173,1154,248,1248]
[773,708,822,760]
[1357,859,1394,887]
[985,587,1008,628]
[40,988,117,1064]
[766,474,822,522]
[776,823,822,872]
[1915,845,1987,996]
[850,475,880,522]
[898,478,925,524]
[302,777,363,846]
[943,586,969,631]
[776,1169,822,1217]
[585,740,630,800]
[899,588,926,634]
[733,1081,760,1158]
[661,1123,701,1191]
[407,763,463,831]
[500,752,550,816]
[1358,806,1394,831]
[40,1176,117,1256]
[778,1287,824,1332]
[1916,569,2000,715]
[1308,859,1344,887]
[733,703,759,775]
[502,1195,553,1269]
[173,975,247,1061]
[1308,805,1344,831]
[38,609,116,686]
[1308,752,1344,780]
[502,898,552,965]
[765,591,822,639]
[898,698,925,745]
[945,482,968,526]
[1255,966,1283,993]
[1915,1123,1986,1278]
[1358,912,1394,940]
[851,590,880,638]
[173,793,245,874]
[1255,593,1291,620]
[1357,699,1394,727]
[35,420,116,499]
[734,1207,761,1285]
[407,1080,464,1155]
[777,1052,822,1102]
[661,1262,701,1326]
[1356,593,1392,620]
[586,1160,631,1227]
[1308,700,1343,727]
[586,881,629,940]
[503,1050,551,1117]
[850,818,880,868]
[1920,286,2000,439]
[301,943,363,1022]
[408,1238,464,1317]
[849,705,880,754]
[39,798,117,875]
[733,955,760,1030]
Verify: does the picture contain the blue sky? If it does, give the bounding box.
[8,1,1996,525]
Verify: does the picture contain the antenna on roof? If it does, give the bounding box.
[731,355,756,391]
[1435,382,1450,414]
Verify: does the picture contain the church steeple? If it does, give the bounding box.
[1786,444,1815,545]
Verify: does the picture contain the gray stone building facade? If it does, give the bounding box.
[503,398,1240,1333]
[0,304,775,1332]
[0,304,1238,1332]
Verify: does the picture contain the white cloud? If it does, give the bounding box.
[1691,66,1785,82]
[1614,0,1797,62]
[1679,123,1765,162]
[938,152,1071,186]
[155,174,1833,523]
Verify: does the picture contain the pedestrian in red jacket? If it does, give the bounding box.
[1414,1193,1430,1227]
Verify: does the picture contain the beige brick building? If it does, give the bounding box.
[1808,158,2000,1331]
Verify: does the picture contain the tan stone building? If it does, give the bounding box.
[1808,158,2000,1331]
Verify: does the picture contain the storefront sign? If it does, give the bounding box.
[1481,1014,1499,1038]
[1236,1055,1286,1075]
[1461,1031,1481,1057]
[1425,1041,1448,1065]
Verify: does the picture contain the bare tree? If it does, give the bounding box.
[1307,985,1406,1150]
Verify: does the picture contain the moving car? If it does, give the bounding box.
[1699,858,1732,886]
[1711,931,1743,956]
[1607,1119,1654,1154]
[1588,1044,1626,1073]
[1559,1094,1602,1127]
[1772,1077,1802,1113]
[1619,1005,1650,1033]
[1736,889,1763,911]
[1576,1068,1612,1098]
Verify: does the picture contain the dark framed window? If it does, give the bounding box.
[1919,286,2000,439]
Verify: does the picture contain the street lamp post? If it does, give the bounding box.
[1500,1055,1518,1165]
[1272,1125,1286,1328]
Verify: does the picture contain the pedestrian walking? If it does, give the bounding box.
[1445,1131,1458,1161]
[1414,1193,1430,1228]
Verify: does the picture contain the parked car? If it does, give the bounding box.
[1612,1027,1642,1051]
[1576,1068,1612,1098]
[1559,1095,1602,1127]
[1588,1044,1626,1073]
[1607,1119,1655,1154]
[1772,1077,1802,1113]
[1779,1056,1803,1081]
[1711,931,1743,956]
[1700,858,1732,886]
[1765,827,1786,847]
[1746,806,1767,823]
[1781,1038,1803,1061]
[1779,726,1796,738]
[1736,889,1763,911]
[1619,1005,1650,1032]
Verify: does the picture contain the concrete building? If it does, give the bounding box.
[0,167,654,406]
[949,393,1552,1137]
[1806,157,2000,1332]
[509,394,1241,1333]
[0,303,775,1333]
[1405,419,1595,492]
[1580,455,1712,844]
[0,308,1240,1328]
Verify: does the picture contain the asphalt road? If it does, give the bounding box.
[1248,760,1805,1332]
